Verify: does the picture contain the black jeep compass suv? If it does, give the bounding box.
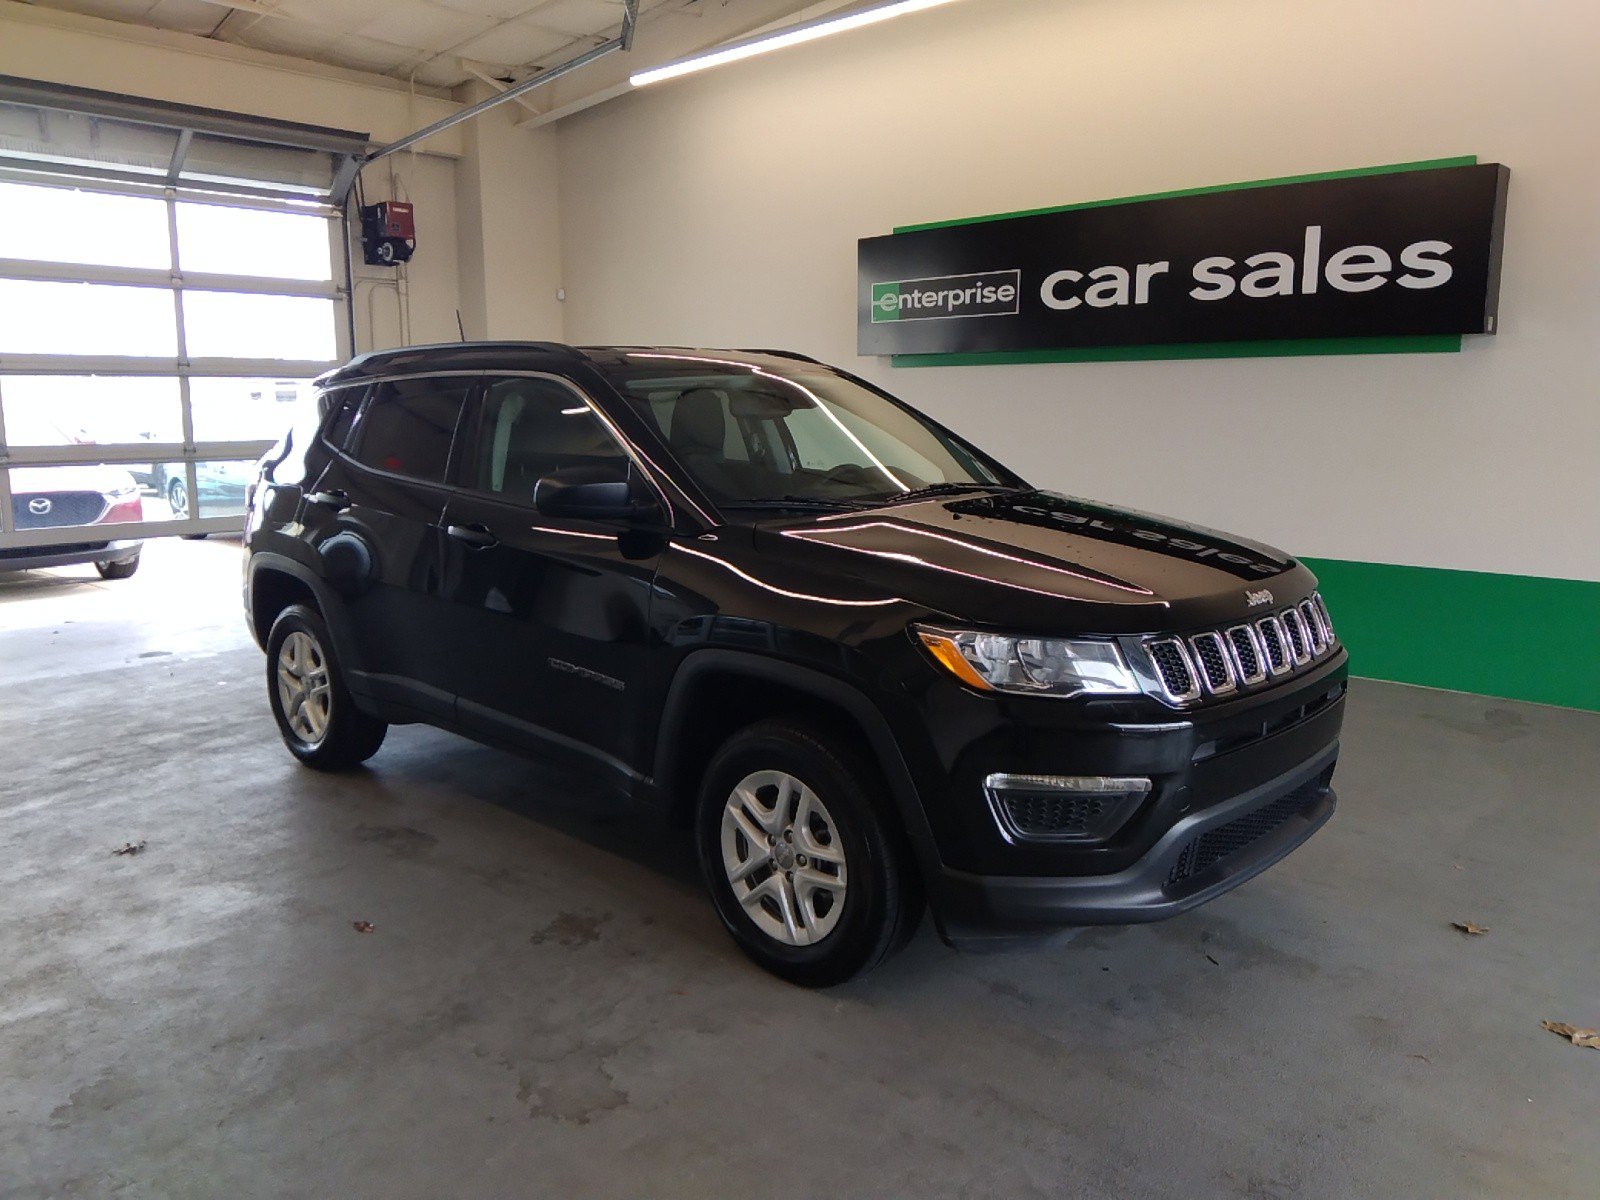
[245,343,1346,986]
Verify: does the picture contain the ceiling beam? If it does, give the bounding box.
[514,0,857,130]
[364,0,639,163]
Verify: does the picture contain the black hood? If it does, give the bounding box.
[750,490,1310,635]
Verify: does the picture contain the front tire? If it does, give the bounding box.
[167,477,189,519]
[696,720,922,987]
[265,604,387,770]
[95,554,139,580]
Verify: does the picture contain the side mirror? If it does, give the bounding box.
[534,464,659,522]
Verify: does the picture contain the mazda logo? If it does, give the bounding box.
[27,497,52,516]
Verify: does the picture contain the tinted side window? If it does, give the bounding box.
[350,377,471,483]
[466,377,629,501]
[321,386,366,450]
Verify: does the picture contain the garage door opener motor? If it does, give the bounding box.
[360,201,416,266]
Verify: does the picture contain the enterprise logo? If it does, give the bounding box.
[870,270,1020,324]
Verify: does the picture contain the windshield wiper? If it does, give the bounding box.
[876,483,1018,505]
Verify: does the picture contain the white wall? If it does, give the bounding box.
[355,151,462,352]
[554,0,1600,583]
[452,84,565,344]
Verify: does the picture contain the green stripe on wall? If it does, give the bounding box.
[1301,558,1600,712]
[893,335,1460,368]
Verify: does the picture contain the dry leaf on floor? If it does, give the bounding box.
[1541,1021,1600,1049]
[111,841,147,856]
[351,920,375,934]
[1450,921,1489,935]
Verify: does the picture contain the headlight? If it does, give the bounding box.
[107,480,138,499]
[914,625,1140,697]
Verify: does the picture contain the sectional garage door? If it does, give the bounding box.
[0,76,366,553]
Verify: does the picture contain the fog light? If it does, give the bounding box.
[982,774,1152,844]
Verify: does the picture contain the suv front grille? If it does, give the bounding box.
[1143,592,1338,706]
[13,491,107,530]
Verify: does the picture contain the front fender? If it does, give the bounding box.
[653,649,945,904]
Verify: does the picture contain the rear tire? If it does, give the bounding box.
[95,554,139,580]
[696,719,922,987]
[265,603,387,771]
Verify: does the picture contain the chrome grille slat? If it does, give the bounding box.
[1190,631,1237,695]
[1147,638,1201,703]
[1281,607,1311,664]
[1226,624,1266,685]
[1299,600,1327,654]
[1144,593,1338,707]
[1257,616,1290,675]
[1312,594,1336,644]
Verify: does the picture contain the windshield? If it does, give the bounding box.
[602,352,1016,509]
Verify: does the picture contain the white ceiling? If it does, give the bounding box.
[16,0,736,88]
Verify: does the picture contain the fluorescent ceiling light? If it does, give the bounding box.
[629,0,963,88]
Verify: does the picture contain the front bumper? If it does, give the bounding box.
[932,740,1337,946]
[0,538,141,573]
[890,646,1347,946]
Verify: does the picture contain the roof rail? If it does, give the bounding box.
[733,348,822,363]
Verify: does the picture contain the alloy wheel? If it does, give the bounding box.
[277,630,331,745]
[720,769,848,947]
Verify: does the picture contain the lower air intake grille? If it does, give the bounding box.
[998,792,1111,839]
[1166,771,1330,888]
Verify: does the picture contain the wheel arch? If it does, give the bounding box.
[652,650,943,889]
[247,552,357,668]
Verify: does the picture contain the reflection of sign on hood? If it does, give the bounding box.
[949,491,1288,580]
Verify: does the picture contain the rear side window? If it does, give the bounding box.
[350,377,471,483]
[465,377,629,501]
[320,386,366,450]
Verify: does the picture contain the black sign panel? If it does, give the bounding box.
[858,164,1509,356]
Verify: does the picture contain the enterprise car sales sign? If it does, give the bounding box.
[857,162,1509,358]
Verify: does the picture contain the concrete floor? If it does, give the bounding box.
[1,538,1596,1199]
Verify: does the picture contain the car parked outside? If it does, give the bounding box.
[3,463,144,578]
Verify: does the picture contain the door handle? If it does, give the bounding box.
[305,489,350,511]
[446,522,498,549]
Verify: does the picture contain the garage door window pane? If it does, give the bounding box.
[176,204,332,281]
[0,376,183,447]
[0,182,171,270]
[7,463,148,532]
[188,377,316,443]
[0,280,178,357]
[190,460,256,519]
[183,292,337,361]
